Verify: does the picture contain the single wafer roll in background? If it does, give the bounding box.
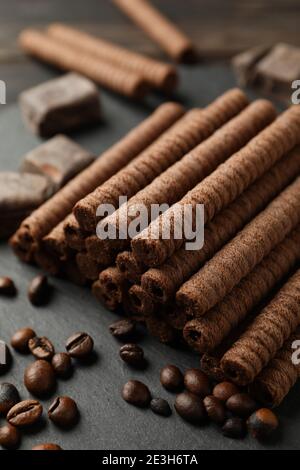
[141,146,300,304]
[132,105,300,268]
[98,267,128,306]
[221,269,300,386]
[183,225,300,352]
[177,176,300,316]
[116,251,146,284]
[64,213,88,251]
[112,0,197,63]
[76,251,103,281]
[74,89,249,233]
[100,99,275,255]
[249,328,300,407]
[11,102,184,262]
[47,23,178,92]
[19,29,150,99]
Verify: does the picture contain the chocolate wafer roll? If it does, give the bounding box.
[200,354,226,382]
[48,23,178,92]
[19,29,149,99]
[112,0,197,63]
[132,105,300,268]
[11,102,184,262]
[42,219,71,262]
[92,280,119,311]
[145,313,178,344]
[34,247,62,276]
[249,328,300,407]
[74,89,248,233]
[141,145,300,304]
[183,225,300,352]
[76,251,103,281]
[163,306,188,331]
[116,251,146,284]
[177,177,300,316]
[100,99,275,254]
[64,214,87,251]
[85,235,122,266]
[98,267,127,306]
[127,284,156,318]
[221,269,300,386]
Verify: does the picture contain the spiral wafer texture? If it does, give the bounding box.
[74,89,249,233]
[177,176,300,316]
[19,29,149,98]
[221,269,300,386]
[132,105,300,267]
[112,0,197,63]
[98,267,128,306]
[183,225,300,353]
[127,284,157,318]
[116,251,146,284]
[99,99,275,255]
[11,102,184,262]
[76,252,103,281]
[141,141,300,305]
[63,213,87,251]
[249,328,300,407]
[47,23,178,92]
[92,280,120,311]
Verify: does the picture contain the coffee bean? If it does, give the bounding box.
[213,382,240,402]
[0,383,20,416]
[174,392,206,424]
[7,399,43,427]
[28,336,55,360]
[119,343,145,367]
[109,319,136,340]
[32,443,62,450]
[122,380,151,407]
[160,365,184,392]
[51,353,72,378]
[0,277,17,297]
[203,395,226,425]
[0,343,12,375]
[150,398,172,417]
[247,408,279,440]
[24,360,56,397]
[48,396,79,428]
[0,423,21,449]
[11,327,36,353]
[226,393,257,418]
[222,417,246,439]
[65,332,94,358]
[184,369,211,397]
[28,274,50,306]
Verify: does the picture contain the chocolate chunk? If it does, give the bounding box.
[19,72,101,137]
[232,45,270,87]
[20,135,94,191]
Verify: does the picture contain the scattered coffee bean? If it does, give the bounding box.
[226,393,257,418]
[24,360,56,397]
[119,343,145,368]
[122,380,151,407]
[28,336,55,360]
[0,277,17,297]
[48,396,79,428]
[109,319,136,340]
[28,274,50,306]
[0,343,12,375]
[32,443,62,450]
[0,383,20,416]
[0,423,21,449]
[222,417,246,439]
[213,382,240,402]
[160,365,184,392]
[11,327,36,353]
[184,369,211,397]
[174,392,206,424]
[65,332,94,358]
[150,398,172,417]
[51,353,72,378]
[247,408,279,440]
[7,399,43,427]
[203,395,226,425]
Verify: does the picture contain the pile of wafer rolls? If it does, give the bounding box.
[11,88,300,408]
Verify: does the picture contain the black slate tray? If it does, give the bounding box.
[0,62,298,450]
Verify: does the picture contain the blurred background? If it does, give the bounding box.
[1,0,300,103]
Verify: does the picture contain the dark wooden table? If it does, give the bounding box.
[0,0,299,451]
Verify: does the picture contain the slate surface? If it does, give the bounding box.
[0,62,298,451]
